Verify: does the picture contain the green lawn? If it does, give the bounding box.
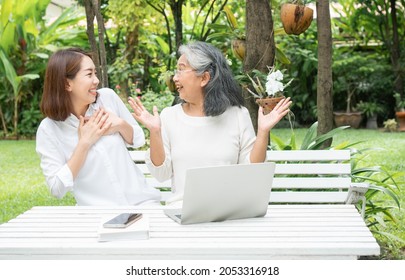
[0,128,404,259]
[0,140,76,223]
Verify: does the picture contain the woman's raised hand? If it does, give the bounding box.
[128,97,161,132]
[257,97,292,133]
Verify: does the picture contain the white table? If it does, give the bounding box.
[0,205,380,260]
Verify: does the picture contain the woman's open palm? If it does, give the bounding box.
[128,97,161,131]
[257,97,292,133]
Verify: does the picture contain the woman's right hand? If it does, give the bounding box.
[67,109,111,180]
[128,97,161,132]
[78,108,111,147]
[129,97,165,166]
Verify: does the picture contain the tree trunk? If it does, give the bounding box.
[169,0,184,53]
[83,0,100,77]
[92,0,108,87]
[116,25,140,100]
[316,0,334,144]
[83,0,108,87]
[146,1,174,65]
[390,0,403,100]
[244,0,275,132]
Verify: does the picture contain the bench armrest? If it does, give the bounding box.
[345,182,369,218]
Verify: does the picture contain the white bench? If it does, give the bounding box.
[130,149,368,217]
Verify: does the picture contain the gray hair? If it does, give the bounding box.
[178,41,244,116]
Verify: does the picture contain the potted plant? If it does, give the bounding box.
[394,92,405,131]
[356,101,384,129]
[332,54,374,129]
[225,6,246,62]
[220,6,246,61]
[383,119,397,132]
[332,81,363,128]
[244,66,293,115]
[280,0,314,35]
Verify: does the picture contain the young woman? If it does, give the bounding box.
[129,41,291,201]
[36,48,160,205]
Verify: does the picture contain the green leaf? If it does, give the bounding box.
[20,74,40,80]
[371,231,405,244]
[32,52,49,59]
[0,49,18,94]
[274,27,286,36]
[155,36,170,55]
[0,0,13,27]
[308,125,350,150]
[367,184,401,209]
[288,131,297,150]
[206,31,234,41]
[0,21,17,51]
[275,45,291,65]
[300,121,318,150]
[223,6,238,30]
[270,133,290,150]
[206,23,229,31]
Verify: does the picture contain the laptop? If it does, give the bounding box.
[164,162,275,225]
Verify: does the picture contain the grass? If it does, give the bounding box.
[0,140,76,223]
[0,128,404,259]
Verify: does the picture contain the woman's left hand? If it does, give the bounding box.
[101,110,122,135]
[257,97,292,133]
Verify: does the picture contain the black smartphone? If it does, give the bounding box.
[103,213,143,228]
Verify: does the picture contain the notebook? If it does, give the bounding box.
[164,162,275,225]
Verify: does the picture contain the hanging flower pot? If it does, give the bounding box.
[280,2,314,35]
[160,71,176,92]
[256,96,285,115]
[245,67,293,115]
[221,6,246,61]
[165,74,176,92]
[231,39,246,61]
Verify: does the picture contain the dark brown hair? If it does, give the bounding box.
[40,48,92,121]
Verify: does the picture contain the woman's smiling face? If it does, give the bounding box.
[173,54,205,103]
[67,55,99,113]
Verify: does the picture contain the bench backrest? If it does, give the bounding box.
[129,149,352,204]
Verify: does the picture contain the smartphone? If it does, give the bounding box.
[103,213,143,228]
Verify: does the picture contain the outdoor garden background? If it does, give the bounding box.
[0,0,404,259]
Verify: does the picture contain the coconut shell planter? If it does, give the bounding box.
[231,39,246,61]
[280,2,314,35]
[256,96,285,115]
[163,73,176,92]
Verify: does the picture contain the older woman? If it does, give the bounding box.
[36,47,160,205]
[129,41,291,200]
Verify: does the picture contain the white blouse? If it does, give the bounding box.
[36,88,161,206]
[145,104,256,195]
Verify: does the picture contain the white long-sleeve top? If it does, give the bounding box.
[145,104,256,195]
[36,88,161,206]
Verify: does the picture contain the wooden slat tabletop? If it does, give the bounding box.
[0,205,380,260]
